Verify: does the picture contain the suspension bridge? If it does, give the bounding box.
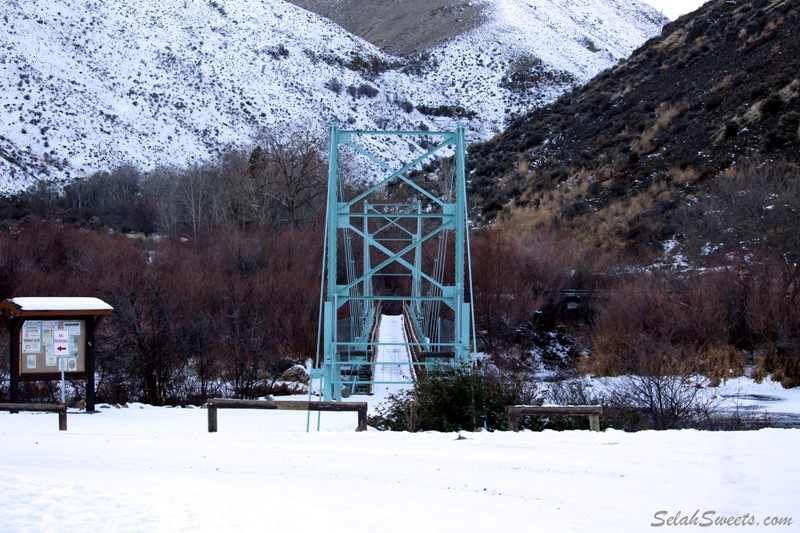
[314,124,476,401]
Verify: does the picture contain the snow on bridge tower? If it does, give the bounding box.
[318,124,475,401]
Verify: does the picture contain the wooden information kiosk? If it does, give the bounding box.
[1,297,113,412]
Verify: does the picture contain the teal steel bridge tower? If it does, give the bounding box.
[318,124,475,401]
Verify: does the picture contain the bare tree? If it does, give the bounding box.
[701,158,800,298]
[250,130,327,227]
[214,148,251,228]
[142,167,181,235]
[178,164,219,237]
[106,164,142,208]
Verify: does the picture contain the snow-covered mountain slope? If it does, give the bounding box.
[423,0,667,132]
[0,0,665,194]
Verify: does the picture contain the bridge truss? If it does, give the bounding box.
[318,124,475,400]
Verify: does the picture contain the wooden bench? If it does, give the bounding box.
[506,405,603,432]
[0,402,67,431]
[206,399,368,432]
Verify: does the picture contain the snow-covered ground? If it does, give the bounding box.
[2,377,799,532]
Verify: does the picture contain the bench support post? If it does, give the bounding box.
[208,406,218,433]
[0,403,68,431]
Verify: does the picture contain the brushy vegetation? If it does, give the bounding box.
[2,140,799,410]
[468,220,800,390]
[547,377,764,432]
[369,368,540,432]
[0,221,323,405]
[368,367,761,432]
[500,54,576,94]
[3,179,798,407]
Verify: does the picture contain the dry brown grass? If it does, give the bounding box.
[711,73,736,92]
[702,344,744,386]
[506,175,684,252]
[516,152,529,176]
[613,83,634,99]
[511,172,595,229]
[668,165,700,185]
[633,104,681,154]
[578,336,625,376]
[659,26,688,50]
[752,346,800,388]
[778,78,800,100]
[741,98,764,123]
[765,17,785,33]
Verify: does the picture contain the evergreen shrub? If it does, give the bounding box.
[369,367,540,432]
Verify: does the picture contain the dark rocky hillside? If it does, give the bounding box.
[468,0,800,258]
[284,0,487,56]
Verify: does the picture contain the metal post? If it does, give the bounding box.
[322,301,335,401]
[324,123,340,401]
[413,200,422,316]
[60,360,65,405]
[364,201,371,302]
[454,124,468,361]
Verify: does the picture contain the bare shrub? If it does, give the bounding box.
[585,267,750,382]
[605,372,723,430]
[356,83,379,98]
[473,227,594,343]
[704,157,800,262]
[677,268,744,346]
[546,378,604,406]
[582,277,677,376]
[738,251,800,387]
[600,344,723,430]
[471,229,543,352]
[325,78,342,94]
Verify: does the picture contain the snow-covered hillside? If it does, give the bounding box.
[424,0,666,126]
[0,0,665,194]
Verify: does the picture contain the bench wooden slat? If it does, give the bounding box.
[0,402,64,412]
[206,399,278,410]
[206,399,368,432]
[508,406,603,417]
[0,403,67,431]
[506,405,603,432]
